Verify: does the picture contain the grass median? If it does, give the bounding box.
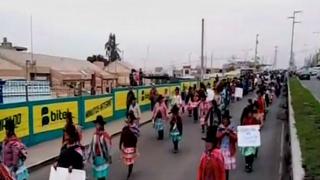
[290,78,320,178]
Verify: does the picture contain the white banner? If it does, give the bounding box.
[235,87,243,98]
[237,125,261,147]
[49,166,86,180]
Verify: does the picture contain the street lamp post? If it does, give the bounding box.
[254,34,259,69]
[25,60,30,102]
[288,10,302,71]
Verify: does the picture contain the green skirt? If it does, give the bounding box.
[240,147,257,156]
[93,156,110,179]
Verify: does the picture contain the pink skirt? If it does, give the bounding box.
[221,149,236,170]
[122,147,138,165]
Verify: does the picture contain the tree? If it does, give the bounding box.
[105,33,121,62]
[87,54,109,66]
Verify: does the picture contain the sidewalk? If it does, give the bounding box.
[26,111,153,170]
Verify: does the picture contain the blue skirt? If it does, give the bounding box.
[93,156,110,179]
[170,129,181,142]
[154,118,164,131]
[14,164,29,180]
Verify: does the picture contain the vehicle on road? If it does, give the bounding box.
[317,71,320,80]
[310,67,320,76]
[299,70,311,80]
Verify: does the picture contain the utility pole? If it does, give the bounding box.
[288,10,302,71]
[254,34,259,69]
[273,46,278,70]
[210,52,213,70]
[200,18,204,81]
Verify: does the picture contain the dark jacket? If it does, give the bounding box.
[126,90,135,107]
[119,126,138,149]
[170,115,183,135]
[57,144,84,170]
[206,107,222,127]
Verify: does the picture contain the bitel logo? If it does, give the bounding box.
[41,106,70,126]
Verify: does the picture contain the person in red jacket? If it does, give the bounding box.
[198,128,226,180]
[216,111,237,180]
[256,90,266,127]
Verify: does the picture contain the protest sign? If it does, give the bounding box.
[235,87,243,98]
[49,166,86,180]
[237,125,261,147]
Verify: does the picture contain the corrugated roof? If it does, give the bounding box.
[0,49,116,79]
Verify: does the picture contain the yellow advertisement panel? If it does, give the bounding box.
[115,90,137,111]
[33,101,78,133]
[170,85,181,96]
[138,88,151,106]
[157,87,170,96]
[181,82,191,92]
[0,107,29,142]
[85,97,113,123]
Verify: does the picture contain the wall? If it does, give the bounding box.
[0,80,198,147]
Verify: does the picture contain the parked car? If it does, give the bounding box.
[299,70,311,80]
[317,71,320,80]
[310,67,320,76]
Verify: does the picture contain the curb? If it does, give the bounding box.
[288,79,305,180]
[28,119,152,173]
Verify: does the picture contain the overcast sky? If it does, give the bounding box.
[1,0,320,69]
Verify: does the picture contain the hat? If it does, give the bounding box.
[4,119,15,131]
[93,115,106,125]
[222,109,232,119]
[201,126,217,143]
[170,105,180,114]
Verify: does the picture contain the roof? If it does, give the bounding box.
[0,57,22,70]
[0,49,116,79]
[104,61,132,74]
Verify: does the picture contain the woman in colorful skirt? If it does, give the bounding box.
[169,105,183,153]
[241,109,260,173]
[119,115,139,179]
[152,95,168,140]
[89,115,112,180]
[2,120,29,180]
[188,92,200,123]
[216,110,237,180]
[199,93,211,133]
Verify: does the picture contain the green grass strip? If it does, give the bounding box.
[290,78,320,178]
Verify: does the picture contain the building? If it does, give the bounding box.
[0,37,27,51]
[0,48,117,97]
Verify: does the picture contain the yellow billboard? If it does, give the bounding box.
[157,87,170,96]
[115,90,137,111]
[33,101,78,133]
[85,97,113,123]
[138,88,151,106]
[0,107,29,142]
[181,82,191,92]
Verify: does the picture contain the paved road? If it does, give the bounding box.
[300,77,320,101]
[30,94,283,180]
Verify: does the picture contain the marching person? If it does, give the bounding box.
[0,144,14,180]
[256,90,266,127]
[199,93,210,133]
[171,87,183,111]
[62,112,82,146]
[88,115,112,180]
[149,85,158,111]
[119,114,139,179]
[188,92,200,123]
[126,87,136,117]
[186,87,195,117]
[129,97,141,126]
[197,128,226,180]
[152,95,168,140]
[169,105,183,153]
[241,109,260,173]
[205,100,222,138]
[2,120,29,180]
[240,99,254,125]
[217,111,237,180]
[57,125,84,170]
